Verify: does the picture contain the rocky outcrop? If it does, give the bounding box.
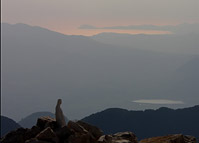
[1,116,125,143]
[98,132,138,143]
[36,116,58,130]
[139,134,196,143]
[35,127,59,143]
[0,116,196,143]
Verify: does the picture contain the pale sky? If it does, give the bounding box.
[2,0,199,35]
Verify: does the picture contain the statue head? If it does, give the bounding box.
[57,99,62,105]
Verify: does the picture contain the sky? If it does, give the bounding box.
[2,0,199,35]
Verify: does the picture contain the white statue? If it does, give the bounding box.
[55,99,66,127]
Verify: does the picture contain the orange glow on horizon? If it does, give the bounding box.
[49,28,172,36]
[36,20,180,36]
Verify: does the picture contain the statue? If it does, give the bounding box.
[55,99,66,127]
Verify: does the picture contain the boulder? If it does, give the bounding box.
[139,134,196,143]
[36,117,57,130]
[98,132,138,143]
[67,121,87,134]
[0,126,42,143]
[67,133,94,143]
[24,126,41,141]
[36,127,59,143]
[113,132,138,142]
[67,121,99,143]
[0,128,28,143]
[98,135,113,143]
[55,126,73,142]
[77,121,103,139]
[25,138,51,143]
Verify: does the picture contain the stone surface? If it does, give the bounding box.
[77,120,103,139]
[67,121,88,134]
[139,134,197,143]
[67,132,97,143]
[24,126,42,141]
[98,135,113,143]
[36,116,57,130]
[25,138,51,143]
[98,132,138,143]
[36,127,59,143]
[0,128,28,143]
[0,126,42,143]
[55,126,73,142]
[67,121,99,143]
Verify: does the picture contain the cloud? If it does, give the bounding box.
[79,23,199,34]
[79,24,168,30]
[132,99,184,105]
[78,25,98,29]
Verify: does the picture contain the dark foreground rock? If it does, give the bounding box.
[0,116,196,143]
[0,116,109,143]
[139,134,196,143]
[98,132,138,143]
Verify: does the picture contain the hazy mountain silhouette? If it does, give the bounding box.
[91,32,199,55]
[163,56,199,102]
[1,116,21,137]
[18,111,69,128]
[2,23,198,121]
[82,105,199,140]
[81,23,199,35]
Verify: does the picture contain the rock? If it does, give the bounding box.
[98,135,113,143]
[67,121,99,143]
[24,126,41,141]
[67,121,88,134]
[0,126,42,143]
[25,138,51,143]
[36,127,59,143]
[36,116,58,130]
[113,132,138,143]
[98,132,138,143]
[97,132,138,143]
[183,135,197,143]
[139,134,197,143]
[77,121,103,139]
[55,126,73,142]
[0,128,28,143]
[67,133,93,143]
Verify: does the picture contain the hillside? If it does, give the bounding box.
[1,116,21,137]
[82,105,199,139]
[18,111,69,128]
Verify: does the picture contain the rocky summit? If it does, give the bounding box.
[0,116,196,143]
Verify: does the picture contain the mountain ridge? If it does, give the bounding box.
[82,105,199,139]
[0,116,21,137]
[2,22,198,121]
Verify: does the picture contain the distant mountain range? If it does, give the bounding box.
[82,105,199,140]
[91,32,199,55]
[1,116,21,137]
[1,106,199,141]
[2,23,199,121]
[18,111,69,128]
